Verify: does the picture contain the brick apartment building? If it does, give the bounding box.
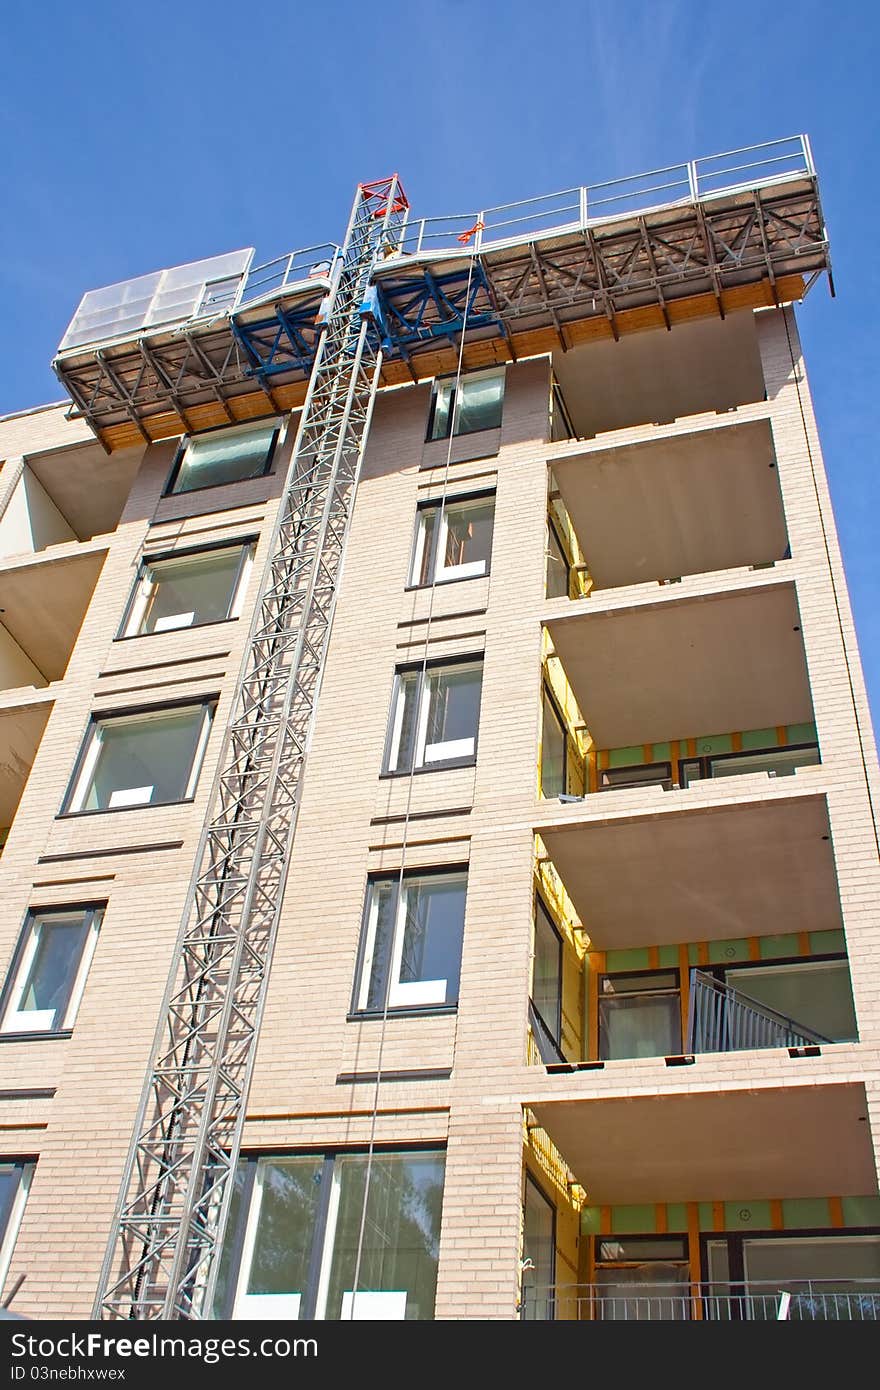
[0,139,878,1321]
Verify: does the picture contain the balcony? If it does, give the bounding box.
[550,310,766,441]
[0,442,141,564]
[547,419,788,598]
[0,546,105,692]
[529,795,858,1069]
[521,1092,880,1321]
[0,691,53,851]
[545,583,812,763]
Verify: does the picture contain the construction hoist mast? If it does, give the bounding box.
[94,176,409,1320]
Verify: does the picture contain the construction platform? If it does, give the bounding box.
[52,136,832,453]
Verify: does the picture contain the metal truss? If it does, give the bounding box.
[385,181,830,345]
[231,303,322,382]
[93,176,408,1321]
[374,262,501,352]
[54,158,830,443]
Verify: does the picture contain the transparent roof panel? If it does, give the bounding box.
[58,249,254,352]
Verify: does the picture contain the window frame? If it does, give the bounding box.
[351,866,469,1018]
[521,1173,557,1321]
[0,903,104,1038]
[381,654,484,776]
[164,418,280,497]
[546,515,572,600]
[599,761,673,793]
[217,1145,447,1321]
[531,895,564,1049]
[426,367,506,442]
[406,489,496,590]
[61,697,216,817]
[597,967,683,1061]
[0,1160,34,1294]
[540,683,568,799]
[116,537,257,640]
[680,741,820,788]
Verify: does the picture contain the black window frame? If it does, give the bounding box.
[215,1144,448,1321]
[59,695,217,818]
[599,761,673,792]
[406,488,496,590]
[381,652,484,776]
[0,901,106,1041]
[521,1172,558,1320]
[425,368,506,442]
[540,682,569,799]
[699,1225,880,1321]
[531,894,564,1050]
[349,864,469,1019]
[116,535,258,640]
[163,418,280,498]
[546,515,572,600]
[597,966,683,1060]
[680,741,820,788]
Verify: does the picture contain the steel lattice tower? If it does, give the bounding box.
[94,176,408,1320]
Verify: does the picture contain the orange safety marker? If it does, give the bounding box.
[457,219,485,244]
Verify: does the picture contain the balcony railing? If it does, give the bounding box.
[687,969,830,1054]
[520,1280,880,1321]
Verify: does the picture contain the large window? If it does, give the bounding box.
[540,688,567,798]
[598,970,681,1060]
[532,900,562,1050]
[723,959,857,1043]
[167,420,279,495]
[428,368,505,440]
[120,542,255,637]
[521,1177,557,1320]
[595,1235,690,1320]
[219,1150,446,1320]
[0,1161,34,1294]
[64,702,214,813]
[1,906,102,1036]
[705,1233,880,1320]
[546,522,570,599]
[384,659,483,774]
[409,494,495,587]
[354,870,467,1014]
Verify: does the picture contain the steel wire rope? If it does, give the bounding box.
[346,252,480,1317]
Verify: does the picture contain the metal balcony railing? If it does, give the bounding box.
[394,136,815,258]
[687,969,831,1054]
[520,1279,880,1321]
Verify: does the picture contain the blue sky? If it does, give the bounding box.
[2,0,878,719]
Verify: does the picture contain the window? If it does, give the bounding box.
[599,762,673,792]
[354,870,467,1014]
[428,368,505,440]
[521,1177,557,1320]
[595,1235,689,1321]
[120,542,255,637]
[409,494,495,587]
[705,1233,880,1321]
[546,522,570,599]
[723,959,857,1043]
[532,900,562,1050]
[384,659,482,773]
[540,688,567,798]
[167,420,279,495]
[1,906,102,1035]
[64,702,214,813]
[0,1161,34,1293]
[598,970,681,1060]
[681,743,820,787]
[219,1150,446,1320]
